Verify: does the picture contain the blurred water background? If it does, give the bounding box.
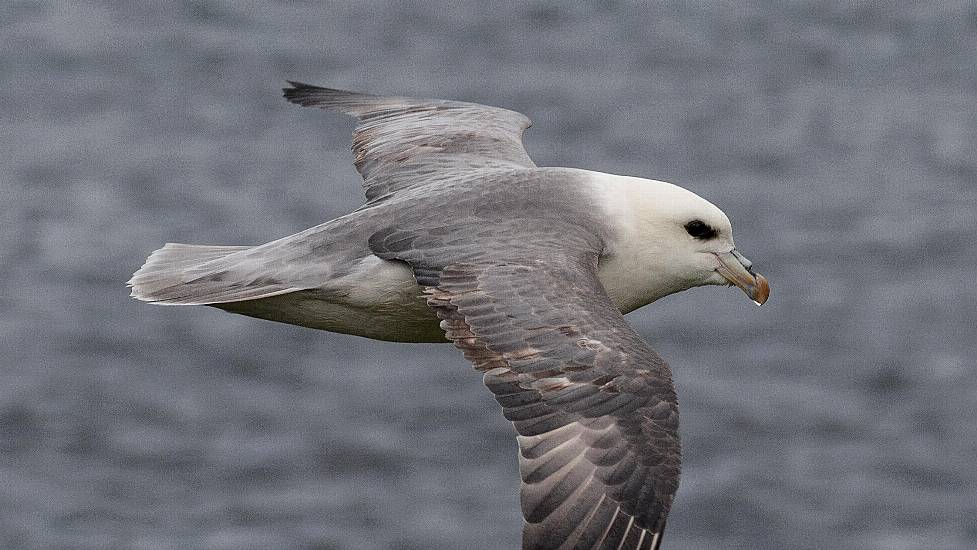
[3,2,976,549]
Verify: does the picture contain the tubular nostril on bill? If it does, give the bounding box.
[731,248,752,270]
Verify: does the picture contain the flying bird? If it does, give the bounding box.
[129,82,769,550]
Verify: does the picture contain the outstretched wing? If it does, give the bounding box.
[370,223,681,550]
[283,82,535,202]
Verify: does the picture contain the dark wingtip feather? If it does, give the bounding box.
[282,80,324,105]
[650,519,666,550]
[281,80,377,111]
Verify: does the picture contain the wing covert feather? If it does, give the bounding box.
[370,224,681,550]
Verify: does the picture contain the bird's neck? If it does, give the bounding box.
[584,171,691,313]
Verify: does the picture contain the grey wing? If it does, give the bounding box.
[283,82,535,201]
[370,224,681,550]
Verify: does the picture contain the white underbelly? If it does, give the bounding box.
[217,252,650,343]
[217,255,445,343]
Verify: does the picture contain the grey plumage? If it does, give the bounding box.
[371,223,678,550]
[129,84,538,308]
[283,81,535,202]
[130,83,687,549]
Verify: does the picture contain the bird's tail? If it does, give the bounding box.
[127,243,296,305]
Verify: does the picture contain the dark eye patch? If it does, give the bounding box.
[685,219,717,239]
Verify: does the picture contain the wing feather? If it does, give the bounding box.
[370,224,680,549]
[283,81,535,201]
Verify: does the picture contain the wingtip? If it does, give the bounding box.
[283,80,315,102]
[281,81,379,111]
[283,80,347,106]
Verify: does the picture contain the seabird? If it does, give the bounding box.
[128,82,769,550]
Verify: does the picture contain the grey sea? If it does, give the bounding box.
[3,2,976,549]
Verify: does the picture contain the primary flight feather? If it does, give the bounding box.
[128,82,769,550]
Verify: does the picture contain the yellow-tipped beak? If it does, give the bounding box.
[713,249,770,306]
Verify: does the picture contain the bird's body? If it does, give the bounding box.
[129,83,768,550]
[141,168,736,342]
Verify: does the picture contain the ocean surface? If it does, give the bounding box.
[3,2,976,549]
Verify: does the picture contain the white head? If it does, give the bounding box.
[590,173,769,312]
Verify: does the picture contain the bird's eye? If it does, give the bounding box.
[684,220,717,239]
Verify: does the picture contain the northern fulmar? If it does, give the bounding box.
[129,82,769,550]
